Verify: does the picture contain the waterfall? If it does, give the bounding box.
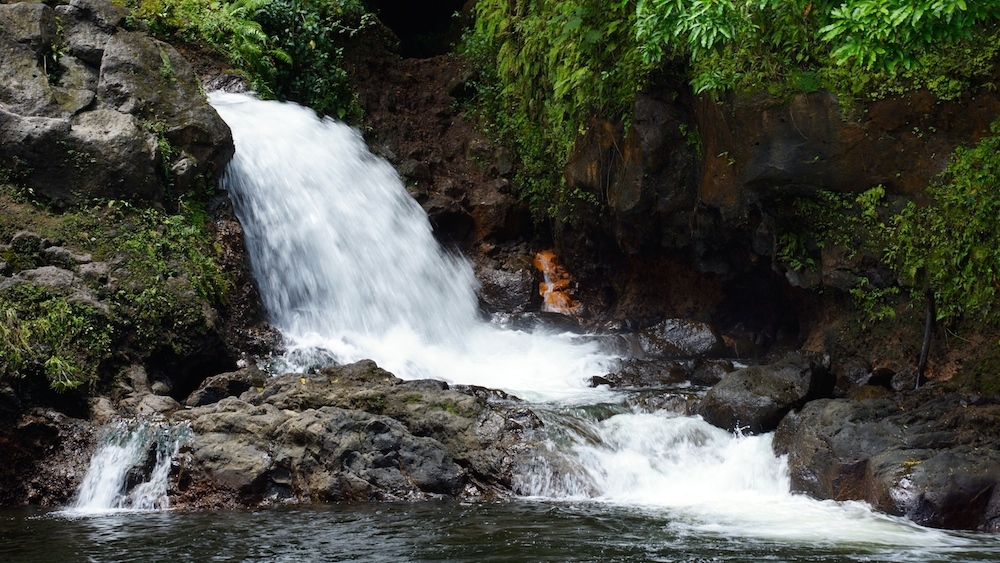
[209,92,961,547]
[68,422,190,514]
[211,92,615,402]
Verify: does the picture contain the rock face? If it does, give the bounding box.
[0,408,95,505]
[774,391,1000,531]
[170,361,542,507]
[0,0,232,206]
[697,351,834,434]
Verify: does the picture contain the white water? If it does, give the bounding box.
[210,92,969,550]
[67,422,190,514]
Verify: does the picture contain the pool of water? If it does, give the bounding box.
[3,500,998,562]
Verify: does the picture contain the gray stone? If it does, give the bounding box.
[773,393,1000,530]
[0,2,56,52]
[697,351,834,434]
[170,361,542,508]
[637,318,724,358]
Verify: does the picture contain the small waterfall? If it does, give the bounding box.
[70,422,190,513]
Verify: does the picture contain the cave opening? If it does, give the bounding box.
[364,0,470,58]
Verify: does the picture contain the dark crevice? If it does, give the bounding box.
[364,0,469,58]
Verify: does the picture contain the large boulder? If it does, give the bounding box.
[697,351,833,434]
[0,0,232,206]
[774,392,1000,531]
[170,360,543,507]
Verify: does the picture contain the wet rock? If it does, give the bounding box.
[476,264,535,314]
[773,392,1000,530]
[690,359,737,387]
[0,410,95,506]
[636,318,725,358]
[697,351,833,434]
[602,358,693,388]
[399,158,432,182]
[170,360,542,508]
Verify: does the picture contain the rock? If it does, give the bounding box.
[697,351,834,434]
[398,159,431,182]
[124,364,150,394]
[56,0,127,66]
[0,0,233,205]
[170,360,542,508]
[89,396,118,424]
[476,264,535,314]
[773,392,1000,530]
[690,359,736,386]
[42,246,91,269]
[185,365,267,407]
[123,393,182,417]
[0,3,57,53]
[66,108,160,201]
[0,32,55,116]
[636,318,724,358]
[603,358,693,388]
[0,410,95,506]
[150,380,171,396]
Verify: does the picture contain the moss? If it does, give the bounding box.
[0,184,235,393]
[960,342,1000,398]
[0,284,113,392]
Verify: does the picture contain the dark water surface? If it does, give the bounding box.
[3,501,999,562]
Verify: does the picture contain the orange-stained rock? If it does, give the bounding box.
[533,251,580,316]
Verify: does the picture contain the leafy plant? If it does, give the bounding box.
[0,284,113,392]
[883,119,1000,322]
[254,0,369,118]
[465,0,642,218]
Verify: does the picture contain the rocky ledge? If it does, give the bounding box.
[168,360,543,508]
[774,389,1000,531]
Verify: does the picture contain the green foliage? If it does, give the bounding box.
[635,0,1000,96]
[882,120,1000,322]
[0,284,113,392]
[0,187,234,391]
[465,0,643,219]
[105,200,232,354]
[122,0,368,117]
[254,0,369,118]
[819,0,1000,72]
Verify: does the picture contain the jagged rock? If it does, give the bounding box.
[66,108,160,200]
[42,246,91,269]
[55,0,127,66]
[0,2,57,52]
[171,360,542,507]
[0,410,95,505]
[697,351,834,434]
[773,392,1000,531]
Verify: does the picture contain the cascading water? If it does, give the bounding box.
[68,422,190,514]
[209,92,970,551]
